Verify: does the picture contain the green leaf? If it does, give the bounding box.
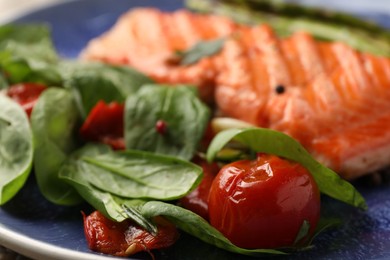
[0,24,58,62]
[125,85,210,160]
[58,144,130,219]
[60,160,147,222]
[65,173,154,232]
[67,149,203,200]
[58,144,151,229]
[30,88,83,205]
[59,143,196,233]
[177,38,226,65]
[0,72,8,90]
[0,95,33,204]
[294,220,310,245]
[206,128,367,210]
[0,24,61,85]
[141,201,287,256]
[121,204,158,235]
[61,61,154,118]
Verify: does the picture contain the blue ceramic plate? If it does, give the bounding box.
[1,1,390,259]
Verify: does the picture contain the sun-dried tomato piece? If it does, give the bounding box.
[79,101,125,150]
[6,83,47,117]
[83,211,179,257]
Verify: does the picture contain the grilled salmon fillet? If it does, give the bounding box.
[81,8,390,180]
[80,8,238,103]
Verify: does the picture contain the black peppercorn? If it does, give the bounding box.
[275,85,285,94]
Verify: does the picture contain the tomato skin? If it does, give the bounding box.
[6,83,47,117]
[179,157,219,220]
[83,211,179,257]
[83,211,129,256]
[208,154,321,249]
[80,101,125,150]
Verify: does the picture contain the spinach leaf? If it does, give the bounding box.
[293,220,311,245]
[82,150,202,200]
[61,61,154,118]
[64,147,291,258]
[0,72,7,89]
[58,144,146,216]
[206,128,367,209]
[59,144,129,218]
[60,144,203,201]
[30,88,83,205]
[0,95,33,205]
[61,159,155,232]
[59,143,200,233]
[0,24,61,86]
[125,85,210,160]
[177,38,226,65]
[141,201,286,256]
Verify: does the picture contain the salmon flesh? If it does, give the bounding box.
[81,8,390,180]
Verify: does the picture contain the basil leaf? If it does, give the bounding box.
[141,201,287,256]
[66,149,203,200]
[206,128,367,209]
[177,38,225,65]
[62,61,153,118]
[125,85,210,160]
[0,24,61,85]
[31,88,83,205]
[0,95,33,204]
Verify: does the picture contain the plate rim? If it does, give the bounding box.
[0,223,121,260]
[1,0,390,259]
[0,0,71,24]
[0,2,135,259]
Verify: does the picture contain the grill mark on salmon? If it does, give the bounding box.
[81,8,390,179]
[216,39,257,122]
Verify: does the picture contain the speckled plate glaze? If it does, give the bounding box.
[1,0,390,259]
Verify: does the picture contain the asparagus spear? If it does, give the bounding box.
[219,0,390,32]
[185,0,390,57]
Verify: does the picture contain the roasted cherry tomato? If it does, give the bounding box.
[83,211,179,257]
[208,154,321,249]
[80,101,125,150]
[6,83,47,117]
[179,157,219,220]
